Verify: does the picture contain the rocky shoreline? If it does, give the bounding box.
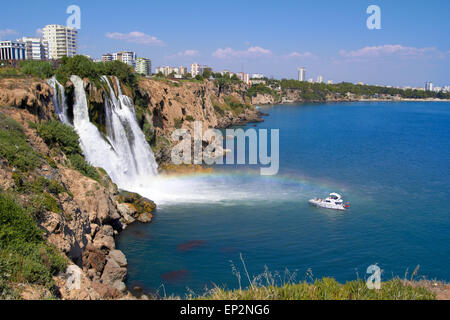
[251,92,450,106]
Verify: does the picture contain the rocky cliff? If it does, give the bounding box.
[0,77,154,300]
[0,75,263,300]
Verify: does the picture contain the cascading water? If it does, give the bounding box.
[68,75,158,193]
[47,77,69,124]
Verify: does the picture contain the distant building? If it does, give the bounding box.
[298,67,306,81]
[42,24,77,59]
[156,65,187,77]
[237,72,244,81]
[113,51,136,67]
[135,57,152,76]
[317,76,323,83]
[190,63,211,77]
[178,66,187,76]
[308,78,314,83]
[252,73,265,79]
[244,73,250,85]
[102,53,113,62]
[18,37,48,60]
[425,81,433,91]
[327,80,333,85]
[191,63,200,77]
[0,40,26,60]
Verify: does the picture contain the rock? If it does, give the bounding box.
[93,225,116,250]
[101,258,127,286]
[137,212,153,223]
[108,250,127,268]
[117,190,156,224]
[112,281,127,293]
[83,245,107,273]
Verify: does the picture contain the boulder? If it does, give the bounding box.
[101,258,127,286]
[108,250,127,268]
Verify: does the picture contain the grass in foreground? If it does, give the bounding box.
[200,278,435,300]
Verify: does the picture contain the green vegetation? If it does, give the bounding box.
[212,96,252,116]
[201,278,435,300]
[174,117,183,129]
[37,120,100,181]
[0,192,67,297]
[19,60,54,79]
[249,79,450,102]
[37,120,82,155]
[246,83,276,98]
[55,56,138,88]
[185,115,195,122]
[0,113,40,171]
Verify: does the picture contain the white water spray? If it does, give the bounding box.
[49,75,315,206]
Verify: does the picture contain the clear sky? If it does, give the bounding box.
[1,0,449,87]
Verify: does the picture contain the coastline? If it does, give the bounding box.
[255,98,450,106]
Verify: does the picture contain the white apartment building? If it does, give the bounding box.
[298,67,306,81]
[317,75,323,84]
[0,41,26,60]
[135,57,152,76]
[244,73,250,85]
[42,24,78,60]
[156,65,187,77]
[18,37,48,60]
[425,81,433,91]
[191,63,200,77]
[252,73,265,79]
[112,51,136,67]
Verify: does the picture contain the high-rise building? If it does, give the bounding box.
[102,53,113,62]
[298,67,306,81]
[317,75,323,84]
[18,37,48,60]
[191,63,200,77]
[112,51,136,67]
[244,73,250,85]
[178,66,187,76]
[0,40,26,60]
[135,57,152,76]
[425,81,433,91]
[42,24,78,60]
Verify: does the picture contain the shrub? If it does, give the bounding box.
[19,61,54,79]
[67,154,100,181]
[37,120,81,155]
[185,115,195,122]
[0,114,40,171]
[37,120,100,181]
[0,193,67,287]
[174,118,183,129]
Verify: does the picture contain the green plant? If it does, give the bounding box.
[0,114,40,171]
[37,121,81,155]
[174,118,183,129]
[19,61,54,79]
[185,115,195,122]
[67,154,100,181]
[0,193,67,288]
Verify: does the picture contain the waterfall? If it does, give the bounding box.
[47,77,69,124]
[67,75,158,193]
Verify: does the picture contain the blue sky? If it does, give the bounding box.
[1,0,449,86]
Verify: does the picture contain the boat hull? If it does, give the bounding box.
[309,199,347,211]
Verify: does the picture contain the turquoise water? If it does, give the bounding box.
[117,102,450,297]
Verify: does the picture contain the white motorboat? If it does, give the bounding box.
[309,193,350,211]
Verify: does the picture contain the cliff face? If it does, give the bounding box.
[0,78,155,300]
[136,78,263,162]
